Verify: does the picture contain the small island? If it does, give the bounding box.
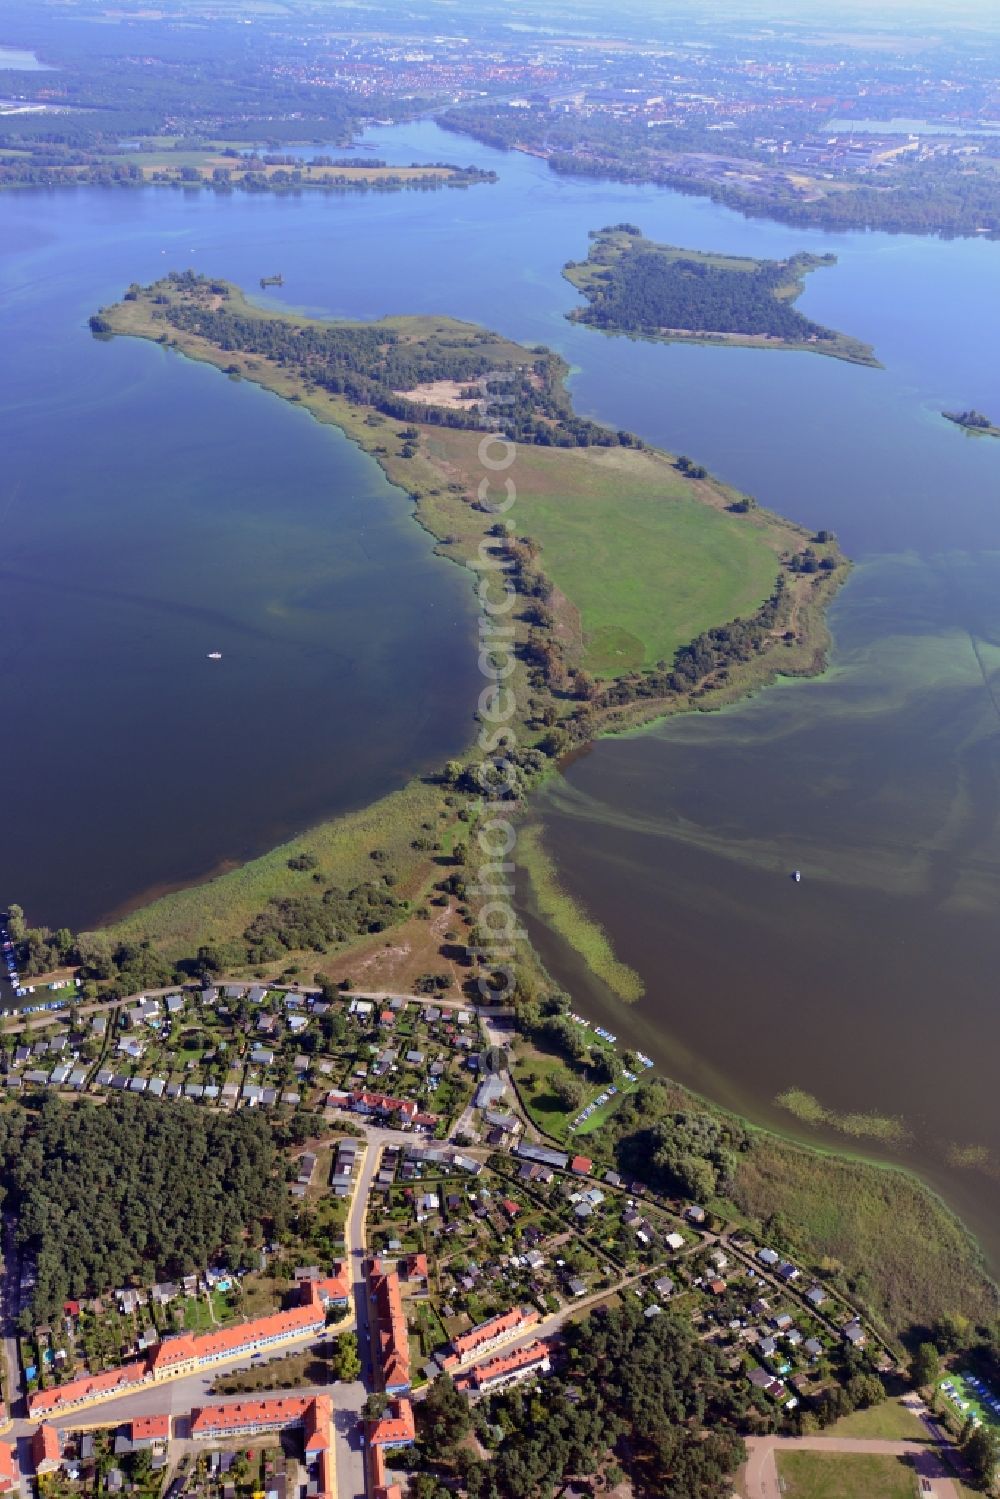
[563,224,880,366]
[943,407,1000,438]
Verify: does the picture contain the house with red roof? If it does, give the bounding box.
[315,1265,350,1310]
[445,1306,540,1368]
[570,1156,593,1176]
[454,1339,551,1396]
[149,1283,325,1380]
[190,1397,313,1440]
[31,1425,60,1476]
[28,1360,150,1419]
[0,1442,17,1493]
[401,1254,428,1284]
[368,1260,411,1396]
[367,1399,415,1448]
[130,1415,170,1447]
[371,1445,403,1499]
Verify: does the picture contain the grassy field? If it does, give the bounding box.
[776,1451,917,1499]
[510,1039,583,1139]
[830,1398,930,1442]
[506,445,784,675]
[105,777,449,957]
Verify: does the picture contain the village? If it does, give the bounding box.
[0,976,963,1499]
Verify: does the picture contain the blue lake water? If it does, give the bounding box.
[1,120,999,1255]
[0,46,52,71]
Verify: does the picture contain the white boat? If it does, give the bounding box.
[207,651,223,660]
[792,869,802,883]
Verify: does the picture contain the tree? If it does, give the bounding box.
[551,1075,585,1112]
[910,1342,940,1389]
[846,1373,885,1410]
[418,1373,471,1455]
[963,1425,999,1490]
[332,1332,360,1382]
[363,1393,388,1421]
[6,904,26,943]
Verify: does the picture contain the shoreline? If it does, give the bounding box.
[76,272,1000,1336]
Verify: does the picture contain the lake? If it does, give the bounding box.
[0,46,52,71]
[1,120,999,1258]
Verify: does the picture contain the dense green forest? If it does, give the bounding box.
[566,228,839,343]
[0,1094,286,1326]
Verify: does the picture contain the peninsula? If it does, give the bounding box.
[563,225,880,366]
[84,272,848,985]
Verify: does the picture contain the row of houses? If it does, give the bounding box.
[191,1395,334,1499]
[443,1304,540,1369]
[368,1260,411,1397]
[28,1277,347,1419]
[454,1338,551,1396]
[5,1062,303,1110]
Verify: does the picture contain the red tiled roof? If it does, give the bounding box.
[130,1415,170,1442]
[371,1447,403,1499]
[151,1285,323,1373]
[351,1090,416,1118]
[367,1399,415,1448]
[190,1398,312,1437]
[456,1339,550,1391]
[402,1254,427,1280]
[0,1444,16,1490]
[303,1395,332,1453]
[451,1305,538,1360]
[369,1261,411,1393]
[32,1425,60,1467]
[315,1266,350,1305]
[570,1156,593,1175]
[28,1360,148,1417]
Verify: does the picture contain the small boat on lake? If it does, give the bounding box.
[791,869,802,883]
[207,651,223,660]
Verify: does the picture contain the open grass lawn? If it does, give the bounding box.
[776,1451,917,1499]
[181,1295,214,1332]
[831,1398,930,1442]
[510,444,782,676]
[510,1041,578,1139]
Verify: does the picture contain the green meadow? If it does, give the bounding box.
[510,444,784,676]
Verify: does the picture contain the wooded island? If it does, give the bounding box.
[563,225,880,366]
